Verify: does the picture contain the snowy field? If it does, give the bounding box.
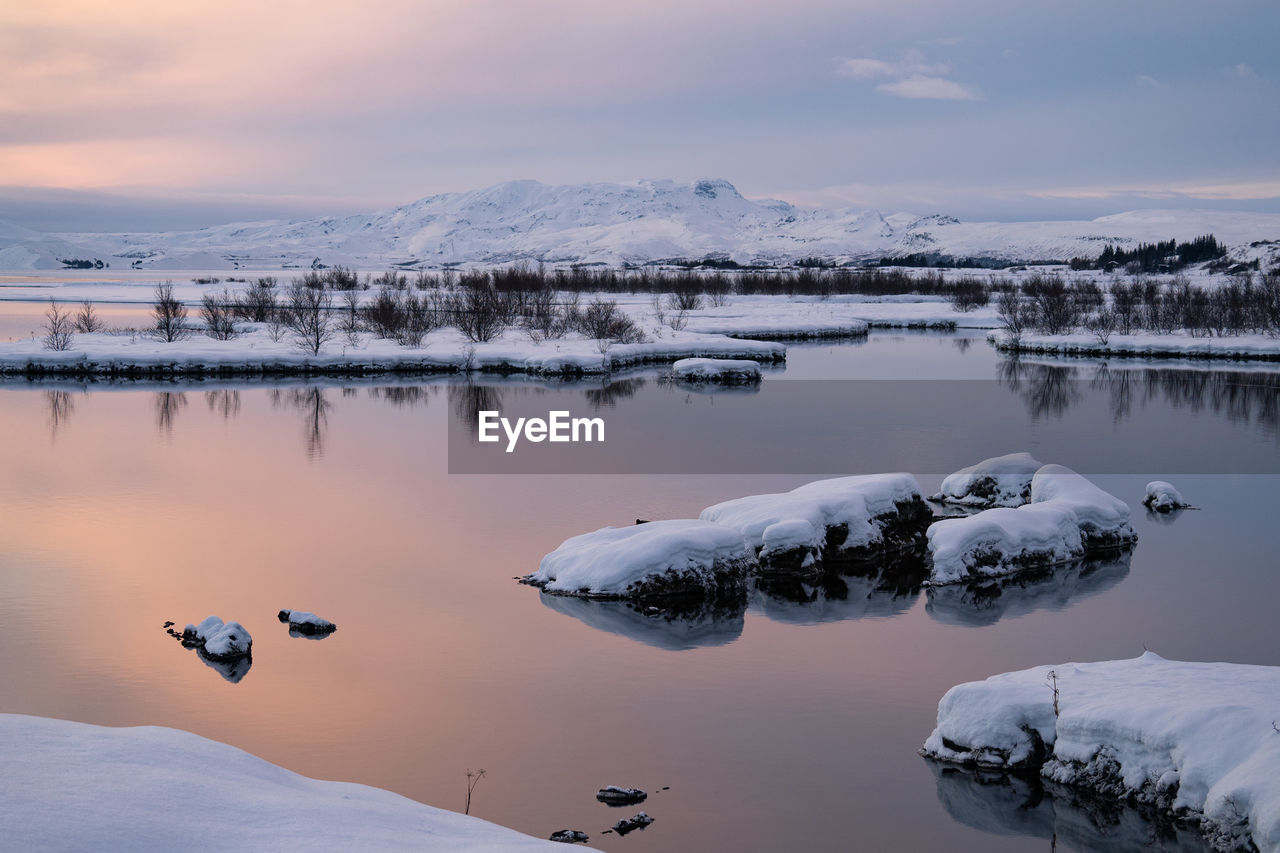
[0,714,592,852]
[922,654,1280,853]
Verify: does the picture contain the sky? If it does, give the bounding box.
[1,0,1278,230]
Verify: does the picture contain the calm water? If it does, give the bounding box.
[2,332,1278,852]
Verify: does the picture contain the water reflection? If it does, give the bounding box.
[925,551,1132,627]
[582,377,646,410]
[928,762,1210,852]
[44,390,74,437]
[538,592,745,650]
[753,563,927,625]
[270,388,332,460]
[152,391,188,435]
[204,390,241,421]
[193,650,253,683]
[1000,358,1280,436]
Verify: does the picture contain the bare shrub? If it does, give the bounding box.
[200,290,238,340]
[373,269,408,290]
[285,283,335,354]
[448,281,510,342]
[395,291,444,347]
[997,289,1031,344]
[235,282,278,322]
[42,299,75,351]
[73,300,103,333]
[1087,309,1117,346]
[151,282,191,342]
[1024,275,1079,334]
[948,277,990,312]
[576,298,645,343]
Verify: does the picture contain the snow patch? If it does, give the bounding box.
[1144,481,1190,512]
[932,452,1043,507]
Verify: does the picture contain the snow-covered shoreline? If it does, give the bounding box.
[992,330,1280,361]
[0,714,592,851]
[921,653,1280,853]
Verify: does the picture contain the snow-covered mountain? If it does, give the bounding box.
[4,178,1279,270]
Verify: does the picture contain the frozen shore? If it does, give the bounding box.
[921,653,1280,853]
[992,330,1280,361]
[0,714,593,851]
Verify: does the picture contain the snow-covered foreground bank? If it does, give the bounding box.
[992,330,1280,361]
[921,654,1280,853]
[0,714,590,852]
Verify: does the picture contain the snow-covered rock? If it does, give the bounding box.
[699,473,931,572]
[0,714,585,851]
[549,829,590,844]
[932,452,1042,507]
[1030,465,1136,548]
[596,786,647,806]
[182,616,252,661]
[670,357,762,384]
[921,653,1280,853]
[523,519,756,600]
[278,609,337,635]
[1144,480,1190,512]
[926,504,1086,585]
[611,813,654,836]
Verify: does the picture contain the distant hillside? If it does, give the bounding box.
[3,178,1278,270]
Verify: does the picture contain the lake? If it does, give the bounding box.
[1,329,1277,852]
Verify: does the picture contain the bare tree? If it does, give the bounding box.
[200,290,238,340]
[74,300,103,333]
[151,282,191,342]
[42,299,75,351]
[285,283,335,355]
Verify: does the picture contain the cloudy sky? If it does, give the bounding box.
[2,0,1278,229]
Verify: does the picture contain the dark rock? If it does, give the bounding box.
[612,813,654,836]
[549,829,590,844]
[597,786,647,806]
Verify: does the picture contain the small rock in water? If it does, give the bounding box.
[596,786,647,806]
[635,518,650,525]
[163,621,175,628]
[548,829,590,844]
[278,609,337,635]
[181,616,252,661]
[612,812,654,836]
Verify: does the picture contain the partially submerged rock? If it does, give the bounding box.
[278,609,337,636]
[1143,481,1190,512]
[926,466,1136,585]
[596,786,647,806]
[548,829,589,844]
[611,813,654,836]
[921,653,1280,853]
[522,519,757,601]
[181,616,252,661]
[931,452,1042,508]
[670,357,762,384]
[700,473,931,573]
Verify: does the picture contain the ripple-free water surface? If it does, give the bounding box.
[1,332,1277,852]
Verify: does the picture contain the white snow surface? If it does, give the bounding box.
[183,616,252,659]
[1144,481,1189,511]
[527,519,755,598]
[927,504,1085,585]
[4,178,1279,269]
[1030,464,1135,546]
[933,452,1043,507]
[700,473,923,556]
[670,357,762,382]
[0,714,585,852]
[921,653,1280,853]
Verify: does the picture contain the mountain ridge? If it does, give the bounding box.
[3,178,1278,271]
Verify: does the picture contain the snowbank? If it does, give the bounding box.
[0,325,784,378]
[522,519,756,600]
[932,452,1042,507]
[1144,481,1189,512]
[992,331,1280,362]
[1030,464,1136,548]
[699,473,931,571]
[0,714,585,851]
[181,616,252,660]
[921,653,1280,853]
[670,357,762,384]
[927,504,1085,585]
